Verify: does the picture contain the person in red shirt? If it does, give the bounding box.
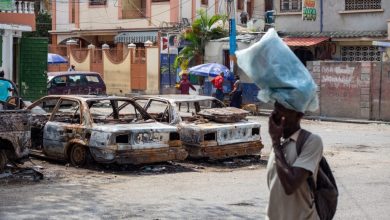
[211,72,224,101]
[178,73,196,112]
[178,73,196,95]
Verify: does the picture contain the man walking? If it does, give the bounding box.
[235,28,324,219]
[266,101,323,220]
[211,72,224,102]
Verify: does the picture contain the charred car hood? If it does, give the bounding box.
[91,122,177,133]
[179,120,260,130]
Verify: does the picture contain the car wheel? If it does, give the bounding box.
[69,145,88,167]
[0,150,7,173]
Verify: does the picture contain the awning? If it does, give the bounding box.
[114,31,158,43]
[283,37,330,47]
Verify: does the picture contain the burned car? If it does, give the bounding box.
[132,95,263,159]
[0,78,30,172]
[27,95,187,166]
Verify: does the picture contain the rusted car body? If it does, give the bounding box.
[133,95,263,159]
[27,95,187,166]
[0,78,30,172]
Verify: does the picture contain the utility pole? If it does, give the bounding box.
[227,0,236,74]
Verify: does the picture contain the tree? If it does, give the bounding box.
[174,9,228,70]
[22,11,52,42]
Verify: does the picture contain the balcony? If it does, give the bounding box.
[0,1,36,30]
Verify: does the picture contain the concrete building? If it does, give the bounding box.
[50,0,257,47]
[0,0,36,81]
[272,0,389,64]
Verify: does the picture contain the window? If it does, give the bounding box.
[30,98,60,115]
[341,46,381,61]
[280,0,302,12]
[201,0,208,5]
[89,0,107,6]
[121,0,146,19]
[52,99,81,124]
[345,0,381,10]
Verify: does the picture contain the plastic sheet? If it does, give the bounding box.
[236,28,318,113]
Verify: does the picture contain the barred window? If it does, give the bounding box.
[341,46,381,61]
[280,0,302,12]
[201,0,208,5]
[345,0,381,10]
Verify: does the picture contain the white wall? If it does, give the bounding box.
[55,0,75,32]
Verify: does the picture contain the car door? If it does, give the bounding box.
[43,98,83,158]
[28,97,61,149]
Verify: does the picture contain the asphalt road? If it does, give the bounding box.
[0,116,389,220]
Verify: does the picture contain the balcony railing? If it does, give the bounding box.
[0,1,35,14]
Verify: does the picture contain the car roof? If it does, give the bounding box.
[136,94,219,103]
[47,71,101,77]
[39,95,132,102]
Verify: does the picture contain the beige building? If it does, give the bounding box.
[50,0,258,47]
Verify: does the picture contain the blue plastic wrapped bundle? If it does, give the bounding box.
[236,28,318,113]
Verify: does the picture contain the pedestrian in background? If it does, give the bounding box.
[177,73,196,112]
[0,71,14,102]
[211,72,224,102]
[68,65,75,71]
[178,73,196,95]
[229,75,243,108]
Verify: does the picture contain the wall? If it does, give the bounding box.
[274,0,390,32]
[146,47,159,94]
[55,0,75,32]
[69,52,90,72]
[70,46,160,96]
[307,61,390,121]
[103,50,131,95]
[151,3,170,23]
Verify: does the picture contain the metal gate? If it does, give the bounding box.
[131,48,147,90]
[18,37,48,101]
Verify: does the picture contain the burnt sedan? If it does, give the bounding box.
[27,95,187,166]
[132,95,263,160]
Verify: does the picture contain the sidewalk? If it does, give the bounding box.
[258,109,390,125]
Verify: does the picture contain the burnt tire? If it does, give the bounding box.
[0,150,7,173]
[69,145,89,167]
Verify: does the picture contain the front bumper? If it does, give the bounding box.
[184,140,263,159]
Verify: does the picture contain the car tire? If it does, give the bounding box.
[0,150,7,173]
[69,145,88,167]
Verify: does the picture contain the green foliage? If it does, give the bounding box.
[174,9,228,69]
[22,11,52,41]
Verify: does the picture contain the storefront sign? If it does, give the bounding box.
[302,0,317,21]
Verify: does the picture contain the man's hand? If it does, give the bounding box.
[268,112,285,146]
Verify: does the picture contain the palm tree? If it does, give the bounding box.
[174,9,228,70]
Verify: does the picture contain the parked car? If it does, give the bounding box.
[0,78,30,172]
[26,95,187,166]
[132,95,263,160]
[47,71,106,95]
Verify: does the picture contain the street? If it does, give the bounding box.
[1,116,390,220]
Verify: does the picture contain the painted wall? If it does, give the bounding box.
[307,61,390,121]
[146,47,159,94]
[70,52,91,72]
[55,0,75,32]
[151,3,170,23]
[274,0,390,32]
[103,51,131,95]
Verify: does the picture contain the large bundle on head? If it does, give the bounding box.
[236,28,318,113]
